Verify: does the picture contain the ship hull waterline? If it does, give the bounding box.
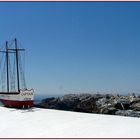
[0,89,34,108]
[0,99,33,108]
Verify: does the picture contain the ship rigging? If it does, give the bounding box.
[0,38,34,108]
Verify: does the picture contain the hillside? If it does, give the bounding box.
[0,106,140,138]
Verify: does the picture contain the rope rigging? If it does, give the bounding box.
[18,52,27,90]
[1,56,6,92]
[0,39,27,92]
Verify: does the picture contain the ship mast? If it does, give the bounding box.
[15,38,20,92]
[0,38,25,93]
[6,41,9,92]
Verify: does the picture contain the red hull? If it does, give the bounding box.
[0,99,34,108]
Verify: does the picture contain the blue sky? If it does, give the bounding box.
[0,2,140,95]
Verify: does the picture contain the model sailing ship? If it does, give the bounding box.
[0,38,34,108]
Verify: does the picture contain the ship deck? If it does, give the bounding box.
[0,92,19,95]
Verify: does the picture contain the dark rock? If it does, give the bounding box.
[56,94,80,111]
[39,97,59,108]
[75,96,97,113]
[114,99,131,110]
[128,95,140,103]
[93,94,105,100]
[131,101,140,111]
[101,107,118,115]
[105,94,112,99]
[115,110,140,117]
[96,97,108,107]
[57,94,98,113]
[37,93,140,118]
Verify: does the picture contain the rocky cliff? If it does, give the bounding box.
[35,93,140,117]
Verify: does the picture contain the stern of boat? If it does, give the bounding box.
[19,89,34,108]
